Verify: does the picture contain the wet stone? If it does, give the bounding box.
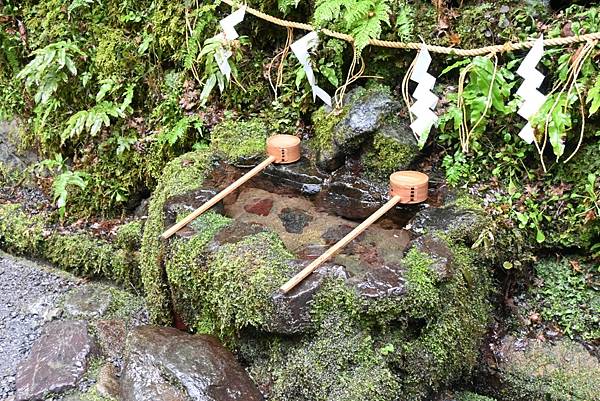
[354,263,408,299]
[164,188,224,228]
[262,157,326,196]
[15,320,94,401]
[121,326,263,401]
[268,261,348,334]
[408,235,454,280]
[317,88,400,171]
[278,208,313,234]
[62,285,113,319]
[321,224,365,250]
[244,198,273,216]
[407,205,488,244]
[315,169,388,220]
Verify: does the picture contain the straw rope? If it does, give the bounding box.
[221,0,600,56]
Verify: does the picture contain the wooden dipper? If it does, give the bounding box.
[279,171,428,294]
[161,135,301,239]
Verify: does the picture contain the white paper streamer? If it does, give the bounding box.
[215,6,246,80]
[408,44,439,140]
[290,32,332,106]
[515,36,546,144]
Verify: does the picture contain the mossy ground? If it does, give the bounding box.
[0,203,140,287]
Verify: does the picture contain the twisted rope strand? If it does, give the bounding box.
[221,0,600,56]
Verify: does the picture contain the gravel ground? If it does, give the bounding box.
[0,252,78,399]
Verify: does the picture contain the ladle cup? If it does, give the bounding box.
[161,134,301,239]
[279,171,429,293]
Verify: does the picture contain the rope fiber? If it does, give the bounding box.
[221,0,600,56]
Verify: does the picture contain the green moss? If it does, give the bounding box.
[530,259,599,341]
[363,130,418,177]
[210,117,268,163]
[267,312,400,401]
[446,193,485,212]
[115,220,144,251]
[45,232,139,287]
[397,240,492,399]
[495,338,599,401]
[0,204,45,255]
[193,231,293,342]
[457,391,497,401]
[402,248,441,317]
[310,107,343,153]
[139,149,212,324]
[0,204,140,286]
[165,211,231,326]
[93,29,139,81]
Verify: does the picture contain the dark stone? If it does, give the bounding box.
[295,244,329,260]
[353,263,408,299]
[408,235,454,280]
[268,261,348,334]
[335,90,400,149]
[208,221,267,251]
[244,198,273,216]
[164,188,224,229]
[321,224,365,245]
[316,88,400,171]
[278,208,313,234]
[15,320,95,401]
[315,169,389,220]
[121,326,263,401]
[93,319,127,359]
[262,157,326,196]
[62,285,113,319]
[407,205,488,244]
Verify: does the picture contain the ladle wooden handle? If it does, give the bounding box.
[160,155,277,240]
[280,195,402,294]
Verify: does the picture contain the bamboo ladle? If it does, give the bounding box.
[279,171,429,294]
[161,134,302,240]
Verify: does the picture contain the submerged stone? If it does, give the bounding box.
[121,326,263,401]
[244,198,273,216]
[16,320,95,401]
[278,207,313,234]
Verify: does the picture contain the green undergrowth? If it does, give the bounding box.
[530,259,599,341]
[139,149,213,325]
[0,203,141,287]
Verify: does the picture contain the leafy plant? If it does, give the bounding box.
[198,35,249,105]
[313,0,391,52]
[16,40,85,105]
[52,170,90,218]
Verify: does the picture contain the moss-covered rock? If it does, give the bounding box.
[484,336,600,401]
[210,117,269,164]
[362,123,419,178]
[139,149,213,325]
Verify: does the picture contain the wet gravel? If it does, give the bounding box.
[0,252,77,399]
